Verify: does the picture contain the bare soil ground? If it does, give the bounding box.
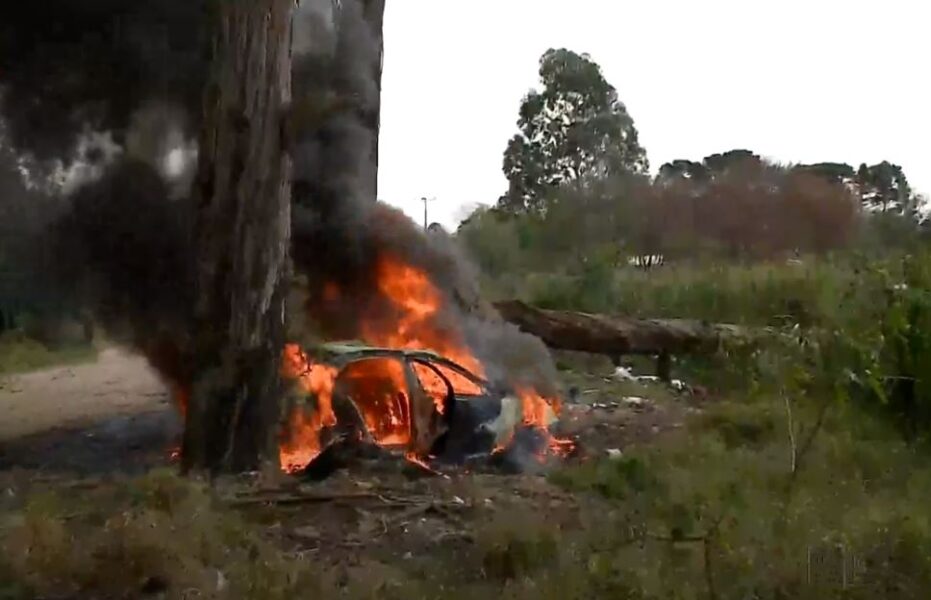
[0,348,182,474]
[0,347,694,477]
[0,347,171,441]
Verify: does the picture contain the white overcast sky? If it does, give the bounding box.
[376,0,929,230]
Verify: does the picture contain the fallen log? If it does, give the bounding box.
[493,300,750,379]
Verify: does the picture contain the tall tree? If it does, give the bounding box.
[796,162,856,185]
[182,0,295,473]
[499,48,648,214]
[657,159,709,184]
[658,150,762,184]
[857,161,914,217]
[701,149,761,175]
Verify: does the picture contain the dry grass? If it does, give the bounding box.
[0,470,329,600]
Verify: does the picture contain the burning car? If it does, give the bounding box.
[278,342,564,474]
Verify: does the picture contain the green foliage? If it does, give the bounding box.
[549,394,931,599]
[831,254,931,439]
[857,161,916,217]
[499,48,648,214]
[796,161,856,185]
[454,207,523,278]
[518,259,854,325]
[0,331,96,375]
[657,159,709,183]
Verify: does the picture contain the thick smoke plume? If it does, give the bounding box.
[49,161,196,383]
[0,0,209,165]
[1,0,560,404]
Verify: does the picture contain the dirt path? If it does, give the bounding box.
[0,346,693,478]
[0,347,170,441]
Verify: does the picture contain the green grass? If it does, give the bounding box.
[519,257,859,326]
[4,396,928,599]
[544,394,931,599]
[0,331,97,375]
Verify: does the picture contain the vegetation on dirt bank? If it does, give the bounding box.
[0,332,97,375]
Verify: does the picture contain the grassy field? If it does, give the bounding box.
[2,395,927,598]
[3,253,931,598]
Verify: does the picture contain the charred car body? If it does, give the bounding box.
[285,342,561,474]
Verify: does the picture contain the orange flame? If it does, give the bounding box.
[172,385,189,417]
[361,255,485,396]
[517,387,575,458]
[279,344,339,473]
[277,253,569,474]
[341,357,411,447]
[404,451,447,477]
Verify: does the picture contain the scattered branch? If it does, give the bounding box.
[783,392,797,474]
[792,397,831,480]
[228,491,380,507]
[782,396,832,516]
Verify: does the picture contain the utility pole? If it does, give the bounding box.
[420,197,436,232]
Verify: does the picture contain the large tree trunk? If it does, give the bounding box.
[362,0,386,199]
[183,0,294,474]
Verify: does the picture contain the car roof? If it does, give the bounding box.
[317,341,444,361]
[310,341,491,389]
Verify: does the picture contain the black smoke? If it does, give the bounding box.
[0,0,560,401]
[48,160,196,380]
[0,0,210,165]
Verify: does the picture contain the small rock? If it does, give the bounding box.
[622,396,648,407]
[613,366,635,381]
[292,525,321,541]
[139,576,168,596]
[216,570,228,592]
[606,448,624,460]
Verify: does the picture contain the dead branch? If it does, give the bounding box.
[783,393,797,474]
[228,491,381,507]
[781,397,832,517]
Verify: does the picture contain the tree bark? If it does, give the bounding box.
[493,300,749,357]
[361,0,386,199]
[183,0,294,474]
